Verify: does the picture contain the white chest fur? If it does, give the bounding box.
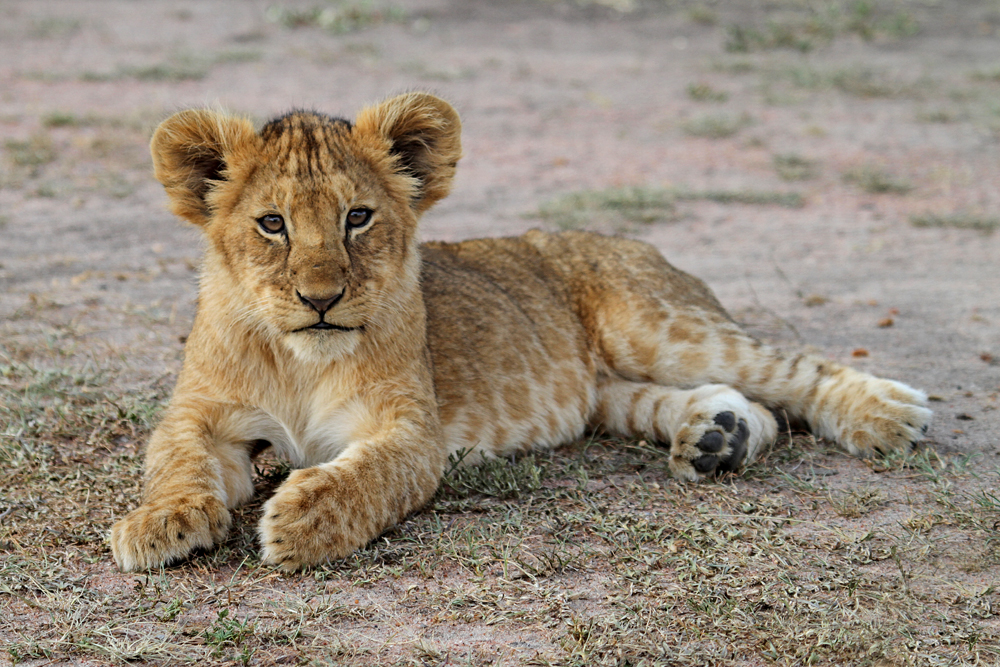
[215,376,374,469]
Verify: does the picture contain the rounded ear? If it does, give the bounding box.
[354,92,462,215]
[150,109,259,226]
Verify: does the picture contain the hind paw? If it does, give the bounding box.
[669,386,778,481]
[819,377,932,457]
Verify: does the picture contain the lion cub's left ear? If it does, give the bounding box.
[150,109,260,227]
[354,93,462,215]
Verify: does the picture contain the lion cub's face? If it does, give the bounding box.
[150,94,462,359]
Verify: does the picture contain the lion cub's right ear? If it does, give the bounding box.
[151,110,260,227]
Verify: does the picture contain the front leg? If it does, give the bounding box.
[110,403,256,571]
[259,423,446,571]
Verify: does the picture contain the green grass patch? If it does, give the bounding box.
[79,49,263,83]
[970,66,1000,83]
[710,58,756,75]
[536,187,680,229]
[910,212,999,234]
[203,609,256,663]
[41,111,79,128]
[781,63,914,98]
[81,60,207,83]
[4,134,56,168]
[916,108,959,123]
[725,22,820,54]
[534,186,804,230]
[723,1,919,53]
[773,153,819,181]
[686,4,717,26]
[265,1,407,34]
[830,65,910,98]
[27,17,82,39]
[842,164,912,194]
[686,82,729,103]
[438,449,547,500]
[681,112,751,138]
[690,189,805,207]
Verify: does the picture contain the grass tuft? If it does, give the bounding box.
[536,186,680,229]
[723,1,919,53]
[910,212,999,234]
[689,189,805,208]
[681,112,751,138]
[438,449,546,500]
[203,609,256,663]
[842,164,912,194]
[830,65,908,98]
[4,134,56,169]
[265,1,407,34]
[686,82,729,103]
[534,186,805,230]
[687,4,717,26]
[773,153,820,181]
[970,66,1000,83]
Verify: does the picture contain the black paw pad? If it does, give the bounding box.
[692,454,718,473]
[713,411,736,432]
[717,418,749,473]
[691,417,751,476]
[697,430,725,453]
[734,419,749,446]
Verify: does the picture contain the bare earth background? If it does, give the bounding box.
[1,1,999,666]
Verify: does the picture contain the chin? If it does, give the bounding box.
[284,329,361,364]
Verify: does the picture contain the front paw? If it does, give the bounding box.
[110,493,230,572]
[258,467,368,571]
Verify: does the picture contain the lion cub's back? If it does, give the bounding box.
[421,234,599,460]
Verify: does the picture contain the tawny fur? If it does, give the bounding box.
[109,93,932,572]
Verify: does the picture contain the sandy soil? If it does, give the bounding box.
[1,1,999,665]
[2,1,998,452]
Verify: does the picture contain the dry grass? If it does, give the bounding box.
[2,337,998,666]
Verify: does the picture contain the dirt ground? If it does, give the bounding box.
[1,1,999,665]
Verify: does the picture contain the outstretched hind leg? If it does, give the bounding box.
[591,292,930,458]
[593,377,778,481]
[554,232,932,462]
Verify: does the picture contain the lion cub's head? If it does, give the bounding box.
[151,93,461,360]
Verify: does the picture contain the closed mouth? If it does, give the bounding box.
[295,321,362,333]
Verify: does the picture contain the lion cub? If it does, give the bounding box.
[110,93,932,571]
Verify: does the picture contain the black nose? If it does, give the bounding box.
[297,290,343,315]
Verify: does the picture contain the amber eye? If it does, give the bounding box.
[257,214,285,234]
[346,208,372,229]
